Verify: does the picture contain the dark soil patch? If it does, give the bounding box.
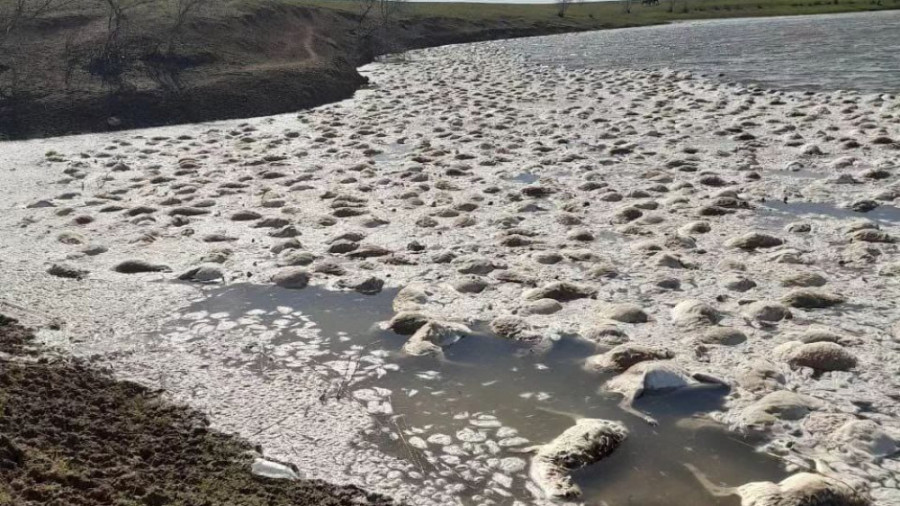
[0,315,34,356]
[0,2,628,140]
[1,64,367,140]
[0,316,395,506]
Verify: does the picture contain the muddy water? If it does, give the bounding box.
[167,284,786,505]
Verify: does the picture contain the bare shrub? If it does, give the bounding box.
[0,0,74,101]
[87,0,155,89]
[163,0,208,51]
[556,0,581,17]
[354,0,407,56]
[139,0,210,93]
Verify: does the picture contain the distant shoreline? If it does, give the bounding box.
[1,1,898,140]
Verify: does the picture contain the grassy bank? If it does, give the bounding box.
[0,315,395,506]
[0,0,897,139]
[310,0,900,24]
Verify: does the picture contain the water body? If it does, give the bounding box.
[762,200,900,224]
[503,11,900,92]
[169,284,786,505]
[509,172,540,184]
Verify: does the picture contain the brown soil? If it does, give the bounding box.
[0,4,370,139]
[0,315,395,506]
[0,2,616,140]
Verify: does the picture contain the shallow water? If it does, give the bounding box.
[761,200,900,225]
[510,172,540,184]
[372,141,414,165]
[167,284,786,505]
[502,11,900,92]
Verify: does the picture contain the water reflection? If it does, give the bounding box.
[170,283,786,505]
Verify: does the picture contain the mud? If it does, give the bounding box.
[0,316,394,506]
[1,36,899,506]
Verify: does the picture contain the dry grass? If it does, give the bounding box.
[300,0,900,26]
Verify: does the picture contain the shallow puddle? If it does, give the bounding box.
[767,169,824,180]
[509,172,540,184]
[166,284,786,505]
[372,142,414,165]
[760,200,900,228]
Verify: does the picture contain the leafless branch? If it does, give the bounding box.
[165,0,208,50]
[556,0,581,17]
[354,0,407,48]
[1,0,74,45]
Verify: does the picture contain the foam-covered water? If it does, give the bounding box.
[166,284,786,505]
[502,11,900,92]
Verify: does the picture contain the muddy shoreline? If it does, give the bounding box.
[0,20,614,141]
[4,2,899,140]
[0,316,395,506]
[0,38,898,505]
[0,2,636,141]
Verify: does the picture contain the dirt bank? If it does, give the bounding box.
[0,315,395,506]
[4,0,897,140]
[0,1,628,140]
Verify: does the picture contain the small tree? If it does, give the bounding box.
[354,0,407,55]
[88,0,154,89]
[164,0,208,51]
[139,0,209,92]
[556,0,579,17]
[62,29,80,89]
[355,0,395,30]
[378,0,405,25]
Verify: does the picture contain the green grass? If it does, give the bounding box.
[299,0,900,28]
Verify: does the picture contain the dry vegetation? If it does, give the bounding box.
[305,0,900,23]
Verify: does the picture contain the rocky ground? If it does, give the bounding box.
[1,40,899,505]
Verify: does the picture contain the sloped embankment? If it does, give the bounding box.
[0,3,618,139]
[0,316,394,506]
